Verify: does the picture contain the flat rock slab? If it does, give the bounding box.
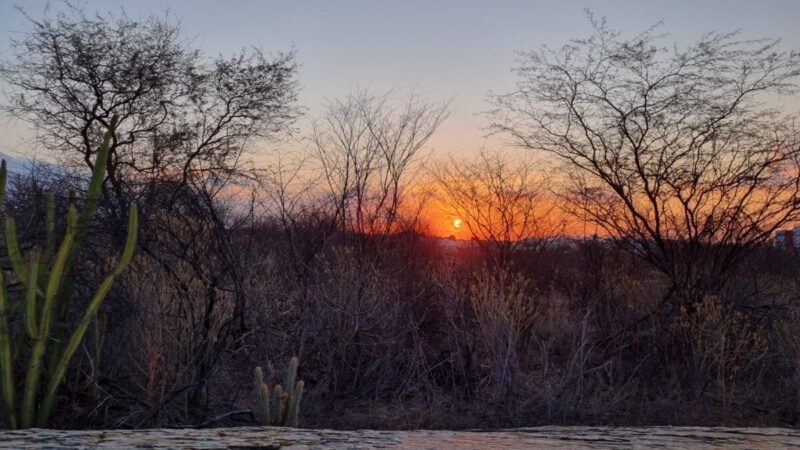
[1,426,799,449]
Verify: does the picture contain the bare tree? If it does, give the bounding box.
[1,6,299,218]
[430,149,560,260]
[490,16,800,306]
[258,149,337,279]
[308,90,448,246]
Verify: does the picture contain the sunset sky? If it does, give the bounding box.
[0,0,799,237]
[2,0,800,160]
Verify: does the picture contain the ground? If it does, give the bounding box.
[1,426,800,449]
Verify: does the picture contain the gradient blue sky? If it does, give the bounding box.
[1,0,799,160]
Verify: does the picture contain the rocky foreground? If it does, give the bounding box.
[1,426,799,449]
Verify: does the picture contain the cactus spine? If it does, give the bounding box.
[253,357,304,427]
[0,117,139,429]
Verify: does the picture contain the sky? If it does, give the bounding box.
[1,0,800,162]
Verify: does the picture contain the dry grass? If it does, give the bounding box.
[33,234,800,430]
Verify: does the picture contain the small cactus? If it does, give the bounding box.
[253,357,304,427]
[286,380,304,427]
[284,357,298,402]
[254,367,271,425]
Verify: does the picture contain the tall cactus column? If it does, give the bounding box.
[0,117,139,429]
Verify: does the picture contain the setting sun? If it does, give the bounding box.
[452,218,463,229]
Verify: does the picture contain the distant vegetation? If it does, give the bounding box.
[0,6,800,429]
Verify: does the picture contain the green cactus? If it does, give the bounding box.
[286,380,304,428]
[284,357,298,403]
[254,366,271,425]
[273,384,284,424]
[0,117,139,429]
[253,357,304,427]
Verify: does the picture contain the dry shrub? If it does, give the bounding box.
[104,256,237,427]
[298,247,423,404]
[467,266,535,398]
[680,296,769,420]
[75,234,800,429]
